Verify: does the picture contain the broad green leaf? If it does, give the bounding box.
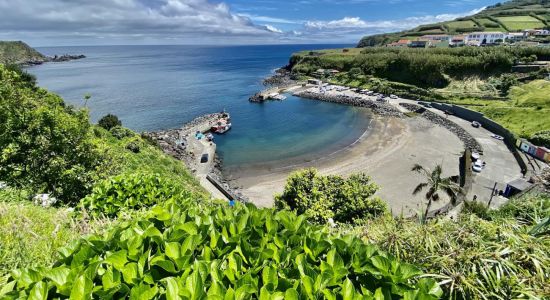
[0,281,16,296]
[341,278,355,300]
[122,263,139,284]
[70,274,93,300]
[105,250,128,270]
[284,288,299,300]
[129,283,159,300]
[262,266,278,291]
[44,266,71,290]
[165,242,181,261]
[28,281,48,300]
[163,277,180,300]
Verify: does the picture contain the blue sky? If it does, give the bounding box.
[0,0,499,46]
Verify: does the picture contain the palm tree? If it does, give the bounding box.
[411,164,461,223]
[83,93,92,107]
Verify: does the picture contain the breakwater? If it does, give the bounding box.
[294,90,403,118]
[399,103,483,153]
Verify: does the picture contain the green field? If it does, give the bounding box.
[445,20,478,30]
[496,16,546,30]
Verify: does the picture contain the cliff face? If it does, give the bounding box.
[0,41,46,65]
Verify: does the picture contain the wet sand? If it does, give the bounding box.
[226,116,463,216]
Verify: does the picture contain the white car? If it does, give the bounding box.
[491,134,504,141]
[471,152,480,161]
[472,160,483,172]
[390,94,398,99]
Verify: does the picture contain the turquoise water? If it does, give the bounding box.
[29,45,370,169]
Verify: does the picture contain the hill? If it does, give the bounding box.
[358,0,550,47]
[0,41,46,65]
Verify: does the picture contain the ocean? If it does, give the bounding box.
[30,45,371,169]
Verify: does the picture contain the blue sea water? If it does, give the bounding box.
[30,45,371,169]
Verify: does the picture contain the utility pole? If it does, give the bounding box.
[488,182,498,208]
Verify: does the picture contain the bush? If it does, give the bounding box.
[3,199,440,299]
[109,125,135,140]
[81,173,184,217]
[98,114,122,131]
[530,130,550,148]
[125,141,140,153]
[275,168,387,224]
[0,65,102,204]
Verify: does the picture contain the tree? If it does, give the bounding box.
[83,93,92,107]
[275,168,387,224]
[98,114,122,131]
[411,164,461,223]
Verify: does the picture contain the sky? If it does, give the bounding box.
[0,0,499,46]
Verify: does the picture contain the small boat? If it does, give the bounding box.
[211,111,232,134]
[267,93,287,101]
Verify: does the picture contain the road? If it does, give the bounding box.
[392,98,522,207]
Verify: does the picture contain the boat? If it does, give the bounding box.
[210,111,232,134]
[267,92,287,101]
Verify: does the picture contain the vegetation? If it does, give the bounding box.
[290,46,550,88]
[0,41,45,65]
[357,0,550,47]
[354,192,550,299]
[1,198,441,299]
[0,64,204,204]
[411,164,461,223]
[81,173,192,217]
[0,65,103,203]
[98,114,122,131]
[275,169,388,224]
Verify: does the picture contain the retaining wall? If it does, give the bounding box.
[430,103,528,174]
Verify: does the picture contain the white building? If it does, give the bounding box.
[465,32,506,46]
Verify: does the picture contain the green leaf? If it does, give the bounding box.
[165,242,181,261]
[163,277,180,300]
[262,266,278,291]
[371,256,391,274]
[129,284,159,300]
[70,274,93,300]
[44,266,71,290]
[341,278,355,300]
[284,288,300,300]
[105,250,128,270]
[153,259,177,273]
[122,263,139,284]
[0,280,16,296]
[28,282,48,300]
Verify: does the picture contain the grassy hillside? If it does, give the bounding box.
[358,0,550,47]
[0,41,45,64]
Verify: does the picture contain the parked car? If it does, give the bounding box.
[200,153,209,163]
[390,94,398,99]
[471,152,480,161]
[472,160,483,172]
[491,134,504,141]
[471,121,481,128]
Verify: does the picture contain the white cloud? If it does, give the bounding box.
[265,25,284,34]
[0,0,280,44]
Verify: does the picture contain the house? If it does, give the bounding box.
[449,35,466,47]
[312,69,326,77]
[507,32,528,42]
[387,39,411,47]
[422,35,451,41]
[408,40,431,48]
[465,32,506,46]
[307,78,322,85]
[504,178,533,198]
[533,29,550,36]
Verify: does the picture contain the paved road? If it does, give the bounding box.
[393,99,522,207]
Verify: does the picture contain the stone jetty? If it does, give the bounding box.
[294,89,403,118]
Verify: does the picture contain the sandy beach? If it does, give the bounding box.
[228,115,463,216]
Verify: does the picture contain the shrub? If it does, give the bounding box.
[0,65,102,204]
[2,199,440,299]
[109,126,135,140]
[530,130,550,148]
[125,141,140,153]
[81,173,184,217]
[98,114,122,131]
[275,168,387,224]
